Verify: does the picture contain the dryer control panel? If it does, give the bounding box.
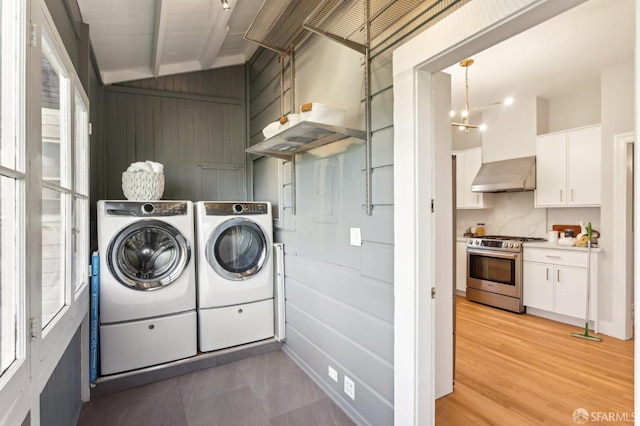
[204,202,269,216]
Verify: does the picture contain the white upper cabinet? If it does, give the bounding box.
[535,125,601,207]
[453,147,493,209]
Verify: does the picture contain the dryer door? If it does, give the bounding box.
[206,217,269,281]
[108,220,191,290]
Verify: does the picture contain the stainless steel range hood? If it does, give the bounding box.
[471,156,536,193]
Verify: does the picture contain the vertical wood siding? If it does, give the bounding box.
[249,39,394,426]
[103,66,247,201]
[40,329,81,426]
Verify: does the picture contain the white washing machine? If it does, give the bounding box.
[195,201,274,352]
[97,200,197,375]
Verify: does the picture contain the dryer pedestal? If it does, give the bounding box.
[100,310,197,375]
[198,299,274,352]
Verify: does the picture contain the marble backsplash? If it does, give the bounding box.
[456,191,601,239]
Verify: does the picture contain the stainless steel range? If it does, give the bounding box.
[466,235,546,313]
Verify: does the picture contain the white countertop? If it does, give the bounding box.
[523,241,602,253]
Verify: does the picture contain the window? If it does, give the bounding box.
[73,91,89,293]
[40,30,70,328]
[0,0,25,377]
[1,0,90,422]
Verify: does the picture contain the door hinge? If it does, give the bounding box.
[88,122,93,135]
[30,317,38,341]
[30,22,37,47]
[431,199,434,213]
[431,287,436,299]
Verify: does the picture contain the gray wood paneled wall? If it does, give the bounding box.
[102,66,248,201]
[249,42,395,426]
[40,329,82,426]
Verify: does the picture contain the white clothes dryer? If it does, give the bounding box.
[97,200,197,375]
[195,201,274,352]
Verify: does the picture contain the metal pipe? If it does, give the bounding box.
[364,0,373,215]
[280,53,285,117]
[289,49,295,114]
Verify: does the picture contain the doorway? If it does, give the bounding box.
[391,0,636,424]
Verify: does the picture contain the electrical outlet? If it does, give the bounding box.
[328,365,338,382]
[344,375,355,400]
[350,227,362,246]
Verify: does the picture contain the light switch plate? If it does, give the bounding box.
[328,365,338,382]
[350,228,362,246]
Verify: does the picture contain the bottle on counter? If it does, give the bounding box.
[476,223,485,236]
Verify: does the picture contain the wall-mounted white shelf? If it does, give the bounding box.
[246,121,366,160]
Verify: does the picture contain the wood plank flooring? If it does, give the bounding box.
[436,297,634,425]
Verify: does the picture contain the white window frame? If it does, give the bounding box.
[0,0,29,424]
[33,0,89,388]
[0,0,90,423]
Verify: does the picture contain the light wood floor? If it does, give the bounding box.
[436,296,634,425]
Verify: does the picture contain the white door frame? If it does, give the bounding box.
[392,0,591,424]
[612,132,635,340]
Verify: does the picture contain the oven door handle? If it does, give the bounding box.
[467,249,519,260]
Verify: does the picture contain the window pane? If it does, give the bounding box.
[42,187,66,328]
[41,35,69,187]
[72,197,88,293]
[0,2,19,172]
[74,92,88,195]
[0,177,18,374]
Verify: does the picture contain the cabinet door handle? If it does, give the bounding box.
[546,268,549,281]
[560,190,563,202]
[557,269,560,282]
[476,194,480,204]
[546,255,561,259]
[571,189,574,202]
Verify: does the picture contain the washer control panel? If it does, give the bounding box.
[104,201,189,216]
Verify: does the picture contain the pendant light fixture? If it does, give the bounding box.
[450,58,514,133]
[221,0,230,11]
[450,59,482,133]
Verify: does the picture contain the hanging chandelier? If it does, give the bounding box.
[450,58,513,133]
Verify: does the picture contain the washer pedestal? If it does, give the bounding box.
[100,310,197,375]
[198,299,274,352]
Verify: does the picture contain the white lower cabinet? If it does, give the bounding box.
[523,247,597,323]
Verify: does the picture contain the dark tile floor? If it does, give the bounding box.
[78,350,356,426]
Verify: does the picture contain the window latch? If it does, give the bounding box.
[30,23,37,47]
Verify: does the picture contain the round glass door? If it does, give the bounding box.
[206,218,269,281]
[108,220,191,290]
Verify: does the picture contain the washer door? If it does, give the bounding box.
[206,217,269,281]
[108,220,191,290]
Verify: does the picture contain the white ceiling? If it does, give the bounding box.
[444,0,634,110]
[78,0,633,94]
[77,0,264,85]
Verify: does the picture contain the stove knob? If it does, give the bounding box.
[475,240,480,245]
[514,242,520,248]
[505,243,511,248]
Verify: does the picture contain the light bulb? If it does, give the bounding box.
[479,124,487,131]
[504,97,514,105]
[459,125,466,131]
[461,110,469,118]
[221,0,230,10]
[450,110,456,117]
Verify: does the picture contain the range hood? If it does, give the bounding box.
[471,156,536,193]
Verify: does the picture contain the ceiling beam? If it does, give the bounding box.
[150,0,169,78]
[199,0,236,69]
